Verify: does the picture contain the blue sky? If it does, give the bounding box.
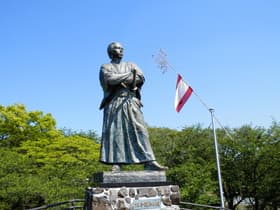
[1,1,279,136]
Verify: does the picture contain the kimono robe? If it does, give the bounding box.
[99,61,155,164]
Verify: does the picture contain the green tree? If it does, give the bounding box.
[0,104,60,147]
[1,104,279,209]
[0,148,46,209]
[61,128,100,142]
[220,124,280,210]
[149,125,219,205]
[0,104,105,209]
[19,135,105,204]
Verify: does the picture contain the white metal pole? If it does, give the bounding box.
[209,108,225,209]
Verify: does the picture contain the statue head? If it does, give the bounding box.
[107,42,124,60]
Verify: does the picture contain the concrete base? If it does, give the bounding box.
[93,171,167,186]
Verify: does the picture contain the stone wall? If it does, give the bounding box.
[85,185,180,210]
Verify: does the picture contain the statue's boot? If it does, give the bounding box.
[112,164,121,172]
[144,161,168,171]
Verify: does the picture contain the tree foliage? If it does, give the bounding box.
[0,104,59,147]
[0,104,105,209]
[149,125,219,205]
[149,124,280,209]
[0,104,279,210]
[220,124,280,210]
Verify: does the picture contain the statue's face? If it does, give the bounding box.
[108,42,123,59]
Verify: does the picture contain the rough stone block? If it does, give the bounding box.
[85,170,180,209]
[85,185,180,210]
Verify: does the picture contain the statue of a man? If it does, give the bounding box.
[99,42,167,172]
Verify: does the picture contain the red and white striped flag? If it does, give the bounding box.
[174,74,193,112]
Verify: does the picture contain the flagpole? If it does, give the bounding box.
[153,49,228,209]
[209,108,225,209]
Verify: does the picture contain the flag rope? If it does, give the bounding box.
[153,49,234,140]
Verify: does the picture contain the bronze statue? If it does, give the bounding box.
[99,42,167,172]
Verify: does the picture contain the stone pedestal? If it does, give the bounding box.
[93,171,167,186]
[85,171,180,210]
